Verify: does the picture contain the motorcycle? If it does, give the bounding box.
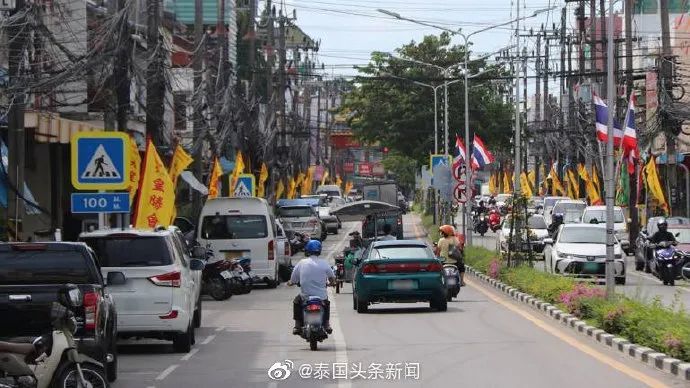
[201,249,234,301]
[443,264,461,301]
[289,231,310,256]
[0,284,107,388]
[298,296,329,351]
[488,210,501,232]
[649,241,690,286]
[228,257,253,294]
[474,213,489,236]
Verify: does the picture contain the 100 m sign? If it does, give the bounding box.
[71,193,131,214]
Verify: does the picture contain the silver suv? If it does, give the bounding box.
[277,205,325,240]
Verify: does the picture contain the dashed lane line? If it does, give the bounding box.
[155,365,179,381]
[180,348,199,361]
[200,334,216,345]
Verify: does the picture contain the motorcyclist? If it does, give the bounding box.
[547,213,564,239]
[436,225,465,286]
[488,195,497,206]
[476,200,488,216]
[649,218,677,245]
[288,240,336,335]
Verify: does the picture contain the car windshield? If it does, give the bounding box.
[528,216,547,229]
[363,216,399,236]
[81,236,173,267]
[544,197,569,209]
[0,250,93,284]
[582,209,625,224]
[277,206,314,218]
[369,246,433,259]
[320,191,341,198]
[669,228,690,244]
[201,215,268,239]
[558,228,607,244]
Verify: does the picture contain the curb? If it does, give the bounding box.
[466,265,690,381]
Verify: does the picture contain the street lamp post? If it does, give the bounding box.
[379,7,554,245]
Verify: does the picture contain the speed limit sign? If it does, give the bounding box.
[454,183,467,204]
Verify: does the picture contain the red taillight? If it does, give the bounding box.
[361,263,378,274]
[83,291,100,330]
[159,310,179,319]
[306,304,322,312]
[148,271,181,287]
[426,262,443,272]
[362,262,443,273]
[268,240,275,260]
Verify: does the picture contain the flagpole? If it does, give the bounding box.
[605,0,616,299]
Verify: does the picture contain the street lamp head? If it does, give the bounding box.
[531,6,557,17]
[377,9,402,19]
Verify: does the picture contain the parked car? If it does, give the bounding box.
[0,242,120,381]
[635,217,690,271]
[275,220,292,281]
[198,197,281,287]
[316,184,343,198]
[80,228,205,352]
[352,240,446,312]
[301,194,339,234]
[551,199,587,224]
[496,214,549,256]
[528,196,544,214]
[542,196,571,223]
[543,224,626,284]
[581,205,632,255]
[276,203,325,240]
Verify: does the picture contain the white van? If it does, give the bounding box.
[197,197,279,287]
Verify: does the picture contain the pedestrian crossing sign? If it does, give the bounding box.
[233,174,256,198]
[71,132,130,190]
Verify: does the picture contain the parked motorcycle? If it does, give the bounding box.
[0,284,107,388]
[289,231,310,256]
[488,210,501,232]
[228,257,253,294]
[201,249,234,301]
[298,296,329,351]
[443,264,461,301]
[650,241,690,286]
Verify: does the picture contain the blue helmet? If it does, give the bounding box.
[305,240,322,256]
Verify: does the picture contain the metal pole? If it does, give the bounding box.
[513,0,522,196]
[463,35,473,246]
[444,74,449,156]
[605,0,616,299]
[434,88,439,154]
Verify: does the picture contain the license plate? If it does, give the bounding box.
[240,273,250,280]
[220,270,231,279]
[305,312,321,325]
[446,278,457,285]
[224,251,249,260]
[583,262,599,272]
[389,280,417,290]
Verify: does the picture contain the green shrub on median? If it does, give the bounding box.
[464,246,690,362]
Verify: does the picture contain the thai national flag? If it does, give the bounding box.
[472,135,494,168]
[454,135,479,170]
[622,94,639,174]
[593,93,623,146]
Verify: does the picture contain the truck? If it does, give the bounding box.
[0,242,121,382]
[361,181,398,206]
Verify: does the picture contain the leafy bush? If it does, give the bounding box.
[464,246,496,273]
[559,283,606,317]
[501,266,577,304]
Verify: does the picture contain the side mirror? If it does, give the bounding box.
[190,258,205,271]
[192,245,207,259]
[543,238,554,245]
[107,271,126,286]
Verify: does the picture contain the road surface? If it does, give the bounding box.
[112,215,681,388]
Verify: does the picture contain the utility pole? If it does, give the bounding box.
[535,33,542,124]
[278,12,287,159]
[590,0,597,85]
[116,0,130,132]
[625,0,639,241]
[248,0,256,87]
[513,0,522,196]
[191,0,204,217]
[560,7,567,131]
[544,36,550,132]
[316,85,322,165]
[146,0,165,148]
[660,0,677,212]
[266,0,274,105]
[600,0,608,97]
[578,2,587,84]
[7,0,26,241]
[304,84,312,167]
[605,0,616,299]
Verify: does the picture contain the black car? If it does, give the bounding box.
[0,242,121,382]
[635,217,690,271]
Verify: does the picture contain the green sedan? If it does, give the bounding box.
[352,240,447,313]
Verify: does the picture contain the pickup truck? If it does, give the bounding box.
[0,242,121,382]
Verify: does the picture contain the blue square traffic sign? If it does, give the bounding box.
[71,193,130,213]
[71,132,130,190]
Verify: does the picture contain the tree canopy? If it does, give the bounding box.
[342,33,514,165]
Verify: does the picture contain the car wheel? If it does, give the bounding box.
[356,297,368,313]
[193,296,202,328]
[106,338,118,382]
[635,260,644,271]
[615,277,626,285]
[173,324,193,353]
[352,294,357,310]
[431,297,447,311]
[54,362,106,388]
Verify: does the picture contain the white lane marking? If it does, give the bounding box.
[267,332,288,388]
[155,365,178,381]
[180,348,199,361]
[215,326,225,332]
[328,288,351,388]
[146,386,156,388]
[201,334,216,345]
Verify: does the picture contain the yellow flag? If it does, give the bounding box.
[592,164,602,194]
[287,177,297,199]
[275,179,285,200]
[503,171,512,194]
[336,175,343,190]
[488,172,497,195]
[321,170,330,186]
[127,137,141,205]
[208,157,222,199]
[302,166,315,196]
[645,157,669,214]
[528,170,536,189]
[257,163,269,198]
[520,172,533,197]
[230,151,245,196]
[567,169,580,199]
[344,181,353,196]
[549,164,566,196]
[133,140,175,229]
[169,145,193,188]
